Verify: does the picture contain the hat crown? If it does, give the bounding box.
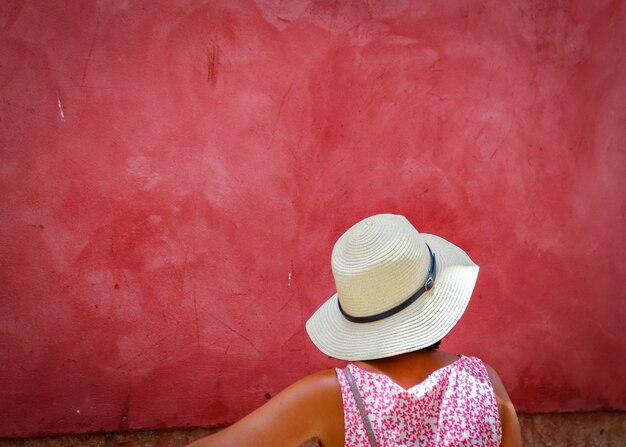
[332,214,432,318]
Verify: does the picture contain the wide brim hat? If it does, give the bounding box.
[306,214,479,361]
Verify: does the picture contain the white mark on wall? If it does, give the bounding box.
[148,214,162,224]
[125,156,162,190]
[56,91,65,121]
[76,409,81,414]
[288,272,292,287]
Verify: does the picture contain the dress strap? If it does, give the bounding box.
[343,366,378,447]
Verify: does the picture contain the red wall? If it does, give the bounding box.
[1,0,625,438]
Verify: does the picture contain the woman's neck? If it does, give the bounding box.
[354,350,461,389]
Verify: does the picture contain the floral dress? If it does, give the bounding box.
[336,355,502,446]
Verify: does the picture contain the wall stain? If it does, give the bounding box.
[206,44,219,85]
[119,384,132,430]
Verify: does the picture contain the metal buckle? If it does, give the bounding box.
[425,276,434,291]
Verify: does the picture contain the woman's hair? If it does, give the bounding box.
[419,340,442,351]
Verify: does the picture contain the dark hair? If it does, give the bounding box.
[419,340,442,351]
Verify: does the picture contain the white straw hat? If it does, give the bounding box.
[306,214,479,361]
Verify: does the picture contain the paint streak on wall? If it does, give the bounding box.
[0,0,624,438]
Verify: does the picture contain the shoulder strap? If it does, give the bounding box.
[343,366,378,447]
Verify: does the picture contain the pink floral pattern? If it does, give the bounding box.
[336,356,502,446]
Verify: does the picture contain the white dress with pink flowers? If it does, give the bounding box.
[336,355,502,446]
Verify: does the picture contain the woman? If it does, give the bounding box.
[187,214,522,446]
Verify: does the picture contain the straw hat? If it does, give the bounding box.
[306,214,479,361]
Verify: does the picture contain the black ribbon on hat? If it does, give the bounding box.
[338,244,437,324]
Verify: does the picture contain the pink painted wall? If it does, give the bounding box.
[1,0,625,438]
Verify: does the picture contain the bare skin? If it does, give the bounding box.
[186,350,521,447]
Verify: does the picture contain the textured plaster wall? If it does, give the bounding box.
[1,0,625,438]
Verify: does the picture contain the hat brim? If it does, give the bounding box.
[305,234,479,361]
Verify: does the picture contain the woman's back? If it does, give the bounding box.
[186,350,519,447]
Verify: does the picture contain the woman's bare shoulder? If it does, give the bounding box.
[297,368,342,392]
[286,368,345,444]
[483,363,512,404]
[185,368,344,447]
